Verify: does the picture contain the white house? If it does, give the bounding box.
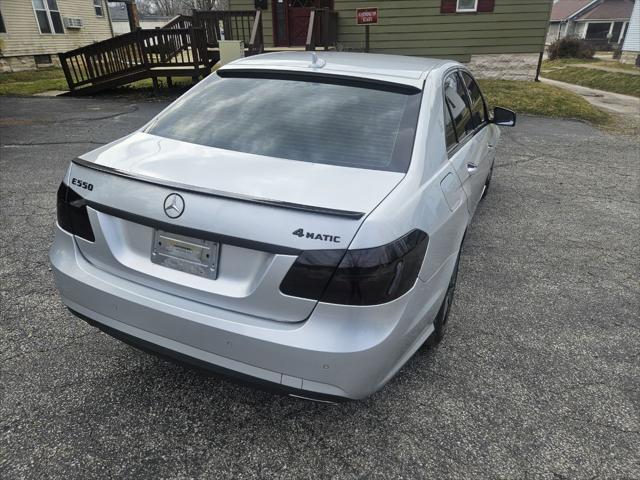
[107,3,172,35]
[0,0,113,72]
[621,0,639,63]
[547,0,634,49]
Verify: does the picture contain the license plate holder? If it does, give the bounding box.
[151,230,219,279]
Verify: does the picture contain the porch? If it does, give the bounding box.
[578,19,630,51]
[58,8,338,96]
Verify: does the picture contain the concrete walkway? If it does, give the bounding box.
[32,90,69,97]
[540,77,640,116]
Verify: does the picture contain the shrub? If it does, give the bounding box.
[548,37,595,60]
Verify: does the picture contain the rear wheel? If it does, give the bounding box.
[429,251,460,346]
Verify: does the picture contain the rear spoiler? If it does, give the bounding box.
[71,158,365,220]
[217,68,423,95]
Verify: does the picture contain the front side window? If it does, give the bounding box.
[145,74,422,173]
[460,71,487,127]
[457,0,478,12]
[444,72,474,142]
[32,0,64,34]
[93,0,104,17]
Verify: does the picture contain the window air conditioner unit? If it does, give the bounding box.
[64,17,84,29]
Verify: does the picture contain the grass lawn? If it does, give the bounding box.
[0,67,195,97]
[541,58,640,97]
[544,57,639,71]
[544,58,639,72]
[542,66,640,98]
[0,68,612,126]
[0,67,68,95]
[103,76,194,98]
[543,58,600,67]
[480,79,611,125]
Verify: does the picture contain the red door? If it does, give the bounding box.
[288,5,314,46]
[272,0,329,47]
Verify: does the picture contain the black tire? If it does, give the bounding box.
[481,162,494,200]
[428,251,460,346]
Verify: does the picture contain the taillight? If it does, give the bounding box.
[56,182,95,242]
[280,230,428,306]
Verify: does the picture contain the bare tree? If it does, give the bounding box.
[135,0,156,15]
[130,0,229,15]
[151,0,183,15]
[184,0,229,11]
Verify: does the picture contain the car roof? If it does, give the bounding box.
[220,52,456,89]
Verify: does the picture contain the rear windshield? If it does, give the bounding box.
[144,73,422,172]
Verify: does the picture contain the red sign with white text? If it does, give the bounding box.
[356,7,378,25]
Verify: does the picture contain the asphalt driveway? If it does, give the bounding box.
[1,96,638,479]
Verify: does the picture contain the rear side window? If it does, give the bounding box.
[443,98,457,150]
[443,72,474,142]
[145,73,423,173]
[460,71,487,126]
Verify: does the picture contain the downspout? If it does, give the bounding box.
[538,4,555,82]
[535,51,544,82]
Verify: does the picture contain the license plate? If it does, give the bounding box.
[151,230,219,279]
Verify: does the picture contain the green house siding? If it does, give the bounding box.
[230,0,552,62]
[232,1,275,47]
[337,0,551,61]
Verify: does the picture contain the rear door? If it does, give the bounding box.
[460,70,493,211]
[443,70,490,216]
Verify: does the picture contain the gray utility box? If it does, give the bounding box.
[219,40,245,66]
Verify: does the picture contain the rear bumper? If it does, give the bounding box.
[69,308,345,403]
[50,226,448,400]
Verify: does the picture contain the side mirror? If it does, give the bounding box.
[492,107,516,127]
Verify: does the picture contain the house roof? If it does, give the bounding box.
[108,5,173,23]
[550,0,596,22]
[550,0,634,22]
[577,0,634,21]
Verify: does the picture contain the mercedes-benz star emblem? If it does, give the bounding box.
[163,193,185,219]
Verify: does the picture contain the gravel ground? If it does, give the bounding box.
[1,96,638,479]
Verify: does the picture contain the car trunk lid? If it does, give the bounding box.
[68,133,404,323]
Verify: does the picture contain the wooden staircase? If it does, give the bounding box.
[59,9,337,95]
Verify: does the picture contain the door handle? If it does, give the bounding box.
[467,162,478,173]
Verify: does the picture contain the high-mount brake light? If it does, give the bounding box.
[280,230,428,306]
[56,183,95,242]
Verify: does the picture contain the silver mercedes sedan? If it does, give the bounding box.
[50,52,515,401]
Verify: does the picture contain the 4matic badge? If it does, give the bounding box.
[292,228,341,243]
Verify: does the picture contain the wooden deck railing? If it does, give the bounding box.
[58,11,266,94]
[248,9,264,55]
[142,27,208,69]
[163,14,194,30]
[306,8,338,51]
[58,26,208,93]
[193,10,264,54]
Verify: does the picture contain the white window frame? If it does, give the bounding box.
[456,0,478,13]
[32,0,65,35]
[93,0,104,17]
